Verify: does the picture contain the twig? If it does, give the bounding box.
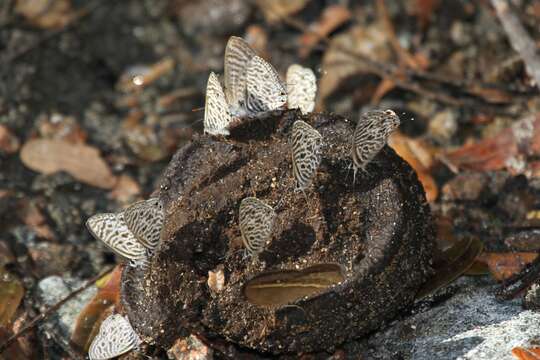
[0,265,114,354]
[491,0,540,88]
[275,7,533,112]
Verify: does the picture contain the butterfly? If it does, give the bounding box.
[86,198,164,266]
[204,72,234,136]
[290,120,323,192]
[224,36,257,115]
[351,109,400,181]
[223,37,287,117]
[238,197,276,258]
[244,55,287,115]
[86,212,148,265]
[88,314,141,360]
[286,64,317,114]
[123,197,164,251]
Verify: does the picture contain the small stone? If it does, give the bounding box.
[167,335,213,360]
[442,172,487,201]
[428,110,458,143]
[37,276,96,343]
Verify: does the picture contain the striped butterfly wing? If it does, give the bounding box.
[224,36,256,112]
[239,197,276,258]
[352,110,400,172]
[291,120,323,191]
[245,56,287,115]
[204,72,233,136]
[286,64,317,114]
[88,314,141,360]
[123,198,164,251]
[86,213,147,262]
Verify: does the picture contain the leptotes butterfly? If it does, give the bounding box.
[286,64,317,114]
[291,120,323,191]
[245,56,287,115]
[204,72,233,136]
[351,109,400,181]
[86,212,148,264]
[224,36,256,114]
[239,197,276,258]
[123,197,164,251]
[88,314,141,360]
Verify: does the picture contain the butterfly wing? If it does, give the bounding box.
[86,213,147,262]
[204,72,233,136]
[291,120,323,191]
[239,197,276,258]
[224,36,256,111]
[352,110,401,171]
[245,56,287,115]
[88,314,141,360]
[286,64,317,114]
[123,198,164,251]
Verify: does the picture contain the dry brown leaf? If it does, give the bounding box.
[445,112,540,173]
[0,268,24,327]
[299,5,351,58]
[512,347,540,360]
[15,0,74,29]
[108,175,141,206]
[0,125,20,154]
[245,25,269,58]
[36,113,87,144]
[389,132,438,202]
[416,237,483,299]
[319,23,391,102]
[256,0,310,24]
[16,200,55,241]
[20,139,117,189]
[71,266,122,351]
[411,0,439,29]
[478,252,538,281]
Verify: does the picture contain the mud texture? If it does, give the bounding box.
[120,110,434,355]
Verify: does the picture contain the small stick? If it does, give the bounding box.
[491,0,540,88]
[0,265,114,354]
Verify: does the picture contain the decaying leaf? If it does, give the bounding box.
[478,252,538,281]
[15,0,74,29]
[0,268,24,327]
[445,113,540,173]
[298,5,352,58]
[16,200,56,241]
[389,132,438,202]
[244,264,344,307]
[108,175,141,206]
[512,346,540,360]
[0,125,20,154]
[256,0,310,24]
[416,237,483,299]
[71,266,122,352]
[36,113,87,144]
[20,139,117,189]
[320,23,391,102]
